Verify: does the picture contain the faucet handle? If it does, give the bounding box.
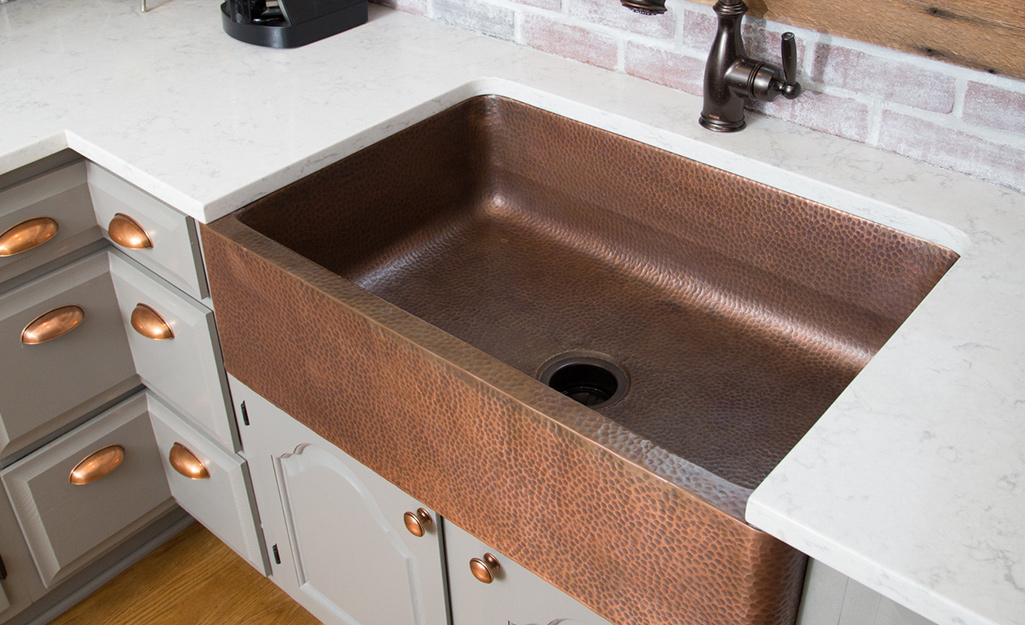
[779,32,802,99]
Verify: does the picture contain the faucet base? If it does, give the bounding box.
[699,114,746,133]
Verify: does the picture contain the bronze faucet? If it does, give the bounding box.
[700,0,802,131]
[621,0,803,132]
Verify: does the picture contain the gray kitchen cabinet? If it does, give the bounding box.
[797,560,938,625]
[0,251,138,460]
[109,253,238,452]
[0,154,252,624]
[0,481,42,623]
[147,393,266,574]
[445,522,614,625]
[229,375,449,625]
[87,163,209,301]
[0,159,100,288]
[0,392,175,589]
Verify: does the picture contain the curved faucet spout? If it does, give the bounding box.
[699,0,802,132]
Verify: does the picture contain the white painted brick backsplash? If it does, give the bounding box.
[370,0,1025,194]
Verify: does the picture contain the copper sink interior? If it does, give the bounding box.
[236,95,958,491]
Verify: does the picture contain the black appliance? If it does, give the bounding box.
[221,0,367,48]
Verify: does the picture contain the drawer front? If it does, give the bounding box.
[0,251,138,458]
[147,394,266,574]
[109,253,237,451]
[86,164,207,301]
[0,393,175,588]
[445,523,614,625]
[0,161,101,286]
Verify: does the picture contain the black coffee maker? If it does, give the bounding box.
[221,0,367,48]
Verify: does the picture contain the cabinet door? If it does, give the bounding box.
[0,160,100,287]
[147,393,266,574]
[0,251,138,459]
[87,164,208,301]
[0,393,175,588]
[109,252,238,452]
[229,376,448,625]
[446,523,614,625]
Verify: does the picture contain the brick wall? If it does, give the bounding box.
[372,0,1025,194]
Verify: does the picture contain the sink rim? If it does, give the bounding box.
[231,92,959,508]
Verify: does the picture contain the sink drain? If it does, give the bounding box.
[538,356,628,409]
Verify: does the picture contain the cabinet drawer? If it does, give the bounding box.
[445,523,614,625]
[0,393,175,588]
[0,161,101,287]
[148,395,266,575]
[86,164,208,301]
[0,251,138,458]
[109,253,237,451]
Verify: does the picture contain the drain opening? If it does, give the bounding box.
[539,356,628,409]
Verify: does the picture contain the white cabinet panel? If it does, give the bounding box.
[109,252,237,451]
[798,560,939,625]
[87,164,207,301]
[445,522,614,625]
[147,394,265,574]
[230,375,448,625]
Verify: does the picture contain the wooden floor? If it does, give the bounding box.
[50,523,321,625]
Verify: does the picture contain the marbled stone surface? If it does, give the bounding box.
[1,1,1022,625]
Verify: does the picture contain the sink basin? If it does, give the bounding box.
[202,95,957,625]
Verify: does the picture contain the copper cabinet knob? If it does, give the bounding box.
[469,553,500,584]
[21,305,85,345]
[69,445,125,485]
[130,303,174,340]
[107,213,153,249]
[0,216,59,257]
[403,508,433,537]
[168,443,210,479]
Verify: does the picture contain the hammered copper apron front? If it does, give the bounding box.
[202,96,958,625]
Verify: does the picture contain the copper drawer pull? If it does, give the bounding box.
[69,445,125,485]
[469,553,500,584]
[403,508,433,537]
[168,443,210,479]
[130,303,174,340]
[21,305,85,345]
[107,213,152,249]
[0,217,59,257]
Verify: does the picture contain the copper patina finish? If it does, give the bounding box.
[202,96,958,625]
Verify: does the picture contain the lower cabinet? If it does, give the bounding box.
[445,523,613,625]
[797,560,938,625]
[230,375,617,625]
[0,392,175,589]
[231,376,448,625]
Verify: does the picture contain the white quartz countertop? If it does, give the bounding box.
[2,1,1022,624]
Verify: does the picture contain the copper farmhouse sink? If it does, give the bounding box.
[202,95,958,625]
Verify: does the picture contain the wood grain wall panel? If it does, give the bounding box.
[689,0,1025,79]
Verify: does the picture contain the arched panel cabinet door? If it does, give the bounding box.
[229,375,448,625]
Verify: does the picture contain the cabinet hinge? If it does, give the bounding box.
[240,401,250,426]
[272,544,281,565]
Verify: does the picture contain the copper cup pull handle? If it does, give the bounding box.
[403,508,434,537]
[69,445,125,485]
[21,305,85,345]
[469,553,500,584]
[107,213,153,249]
[130,303,174,340]
[0,217,59,257]
[168,443,210,479]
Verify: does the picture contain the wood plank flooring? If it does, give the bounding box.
[49,523,321,625]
